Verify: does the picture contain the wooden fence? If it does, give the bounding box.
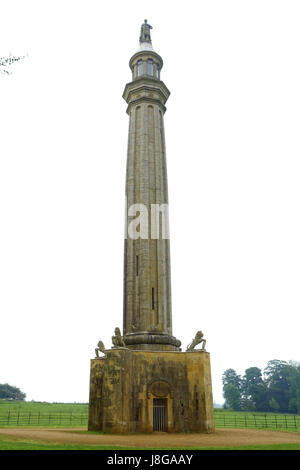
[214,413,300,431]
[0,410,300,431]
[0,411,88,427]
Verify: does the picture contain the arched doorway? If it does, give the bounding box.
[148,379,173,432]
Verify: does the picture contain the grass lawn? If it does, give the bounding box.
[1,431,300,451]
[1,436,300,451]
[0,438,134,450]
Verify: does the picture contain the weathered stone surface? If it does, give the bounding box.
[88,23,215,434]
[122,58,179,351]
[88,348,215,433]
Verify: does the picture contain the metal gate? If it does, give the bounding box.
[153,398,167,432]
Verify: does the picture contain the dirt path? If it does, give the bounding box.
[1,427,300,448]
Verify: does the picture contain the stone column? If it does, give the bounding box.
[122,49,180,351]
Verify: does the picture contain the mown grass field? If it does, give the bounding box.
[0,400,87,427]
[0,400,87,413]
[1,434,300,451]
[1,401,299,432]
[1,402,300,450]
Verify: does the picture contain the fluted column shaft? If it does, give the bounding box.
[122,57,181,350]
[124,101,172,336]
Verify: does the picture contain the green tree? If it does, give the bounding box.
[241,367,268,411]
[222,369,242,390]
[264,360,290,412]
[223,384,242,411]
[269,397,280,412]
[286,362,300,414]
[222,360,300,413]
[0,383,26,401]
[240,397,256,411]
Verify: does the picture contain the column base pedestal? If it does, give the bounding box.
[88,348,215,433]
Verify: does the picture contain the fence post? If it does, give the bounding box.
[7,411,10,425]
[235,415,237,427]
[275,415,277,429]
[285,415,287,429]
[254,415,257,427]
[294,415,297,429]
[17,411,20,426]
[70,411,72,424]
[264,415,267,428]
[245,415,247,427]
[28,412,31,425]
[38,412,40,425]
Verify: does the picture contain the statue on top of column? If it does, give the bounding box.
[139,19,152,44]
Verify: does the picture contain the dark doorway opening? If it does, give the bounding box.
[153,398,167,432]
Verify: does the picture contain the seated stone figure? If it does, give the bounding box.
[186,331,206,351]
[112,327,126,348]
[95,340,105,357]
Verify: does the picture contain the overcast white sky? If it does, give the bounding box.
[1,1,300,406]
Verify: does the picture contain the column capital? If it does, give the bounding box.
[123,77,170,114]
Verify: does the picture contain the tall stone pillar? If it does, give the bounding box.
[88,20,215,434]
[122,21,180,351]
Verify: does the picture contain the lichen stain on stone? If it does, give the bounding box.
[88,349,215,433]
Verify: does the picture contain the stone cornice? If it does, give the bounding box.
[123,77,170,114]
[123,77,170,100]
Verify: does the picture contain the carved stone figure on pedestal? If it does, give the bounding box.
[112,327,126,348]
[186,331,207,351]
[95,340,105,358]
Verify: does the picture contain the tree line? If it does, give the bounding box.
[0,384,26,401]
[222,359,300,413]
